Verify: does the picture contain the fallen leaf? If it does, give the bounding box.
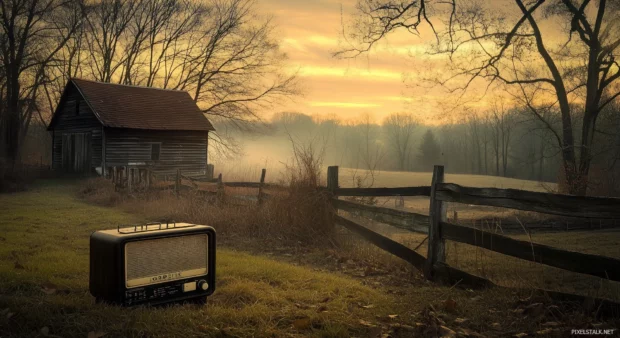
[40,327,50,336]
[536,328,552,335]
[454,317,469,324]
[292,318,312,330]
[360,304,375,309]
[443,299,457,313]
[512,308,525,315]
[294,303,309,310]
[41,283,58,295]
[359,320,375,327]
[470,296,482,302]
[387,314,398,320]
[439,325,457,338]
[87,331,107,338]
[491,323,501,330]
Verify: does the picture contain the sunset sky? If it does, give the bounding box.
[255,0,588,125]
[259,0,430,123]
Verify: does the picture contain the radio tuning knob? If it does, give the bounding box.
[198,280,209,291]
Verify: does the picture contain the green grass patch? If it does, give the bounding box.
[3,180,617,337]
[0,181,405,337]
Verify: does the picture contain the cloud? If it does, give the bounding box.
[309,101,382,108]
[295,65,403,81]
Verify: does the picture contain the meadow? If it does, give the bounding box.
[1,179,616,337]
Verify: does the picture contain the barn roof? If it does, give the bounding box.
[48,78,215,132]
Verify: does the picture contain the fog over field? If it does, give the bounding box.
[209,111,580,193]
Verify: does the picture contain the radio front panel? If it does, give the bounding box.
[124,233,209,288]
[89,223,216,306]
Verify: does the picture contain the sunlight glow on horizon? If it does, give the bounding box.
[309,101,382,108]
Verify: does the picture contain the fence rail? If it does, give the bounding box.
[334,215,426,269]
[333,199,429,233]
[334,186,431,197]
[435,183,620,219]
[326,165,620,310]
[440,221,620,282]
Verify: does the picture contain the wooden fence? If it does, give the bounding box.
[327,165,620,311]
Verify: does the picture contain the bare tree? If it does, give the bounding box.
[382,112,417,171]
[357,113,385,185]
[79,0,299,155]
[339,0,620,195]
[0,0,84,168]
[489,101,515,177]
[466,113,483,174]
[83,0,138,83]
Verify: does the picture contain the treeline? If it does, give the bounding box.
[257,103,620,194]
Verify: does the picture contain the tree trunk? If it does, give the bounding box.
[538,136,544,181]
[563,160,588,196]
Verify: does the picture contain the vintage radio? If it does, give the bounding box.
[89,222,216,306]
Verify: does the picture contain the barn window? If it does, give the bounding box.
[151,143,161,161]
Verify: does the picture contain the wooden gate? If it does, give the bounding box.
[61,132,92,174]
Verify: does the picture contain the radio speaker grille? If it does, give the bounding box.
[125,234,208,287]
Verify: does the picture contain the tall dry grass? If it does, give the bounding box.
[78,137,335,247]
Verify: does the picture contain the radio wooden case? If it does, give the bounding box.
[90,223,216,306]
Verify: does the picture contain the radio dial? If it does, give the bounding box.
[198,280,209,291]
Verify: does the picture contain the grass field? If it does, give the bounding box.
[210,163,556,192]
[0,181,403,337]
[3,180,615,337]
[345,214,620,302]
[209,164,558,220]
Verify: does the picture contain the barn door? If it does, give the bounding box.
[61,132,92,174]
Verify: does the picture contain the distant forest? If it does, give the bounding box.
[234,103,620,195]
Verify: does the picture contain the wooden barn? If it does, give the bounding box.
[47,79,215,178]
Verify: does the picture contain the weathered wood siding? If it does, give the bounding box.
[104,128,208,177]
[51,84,103,170]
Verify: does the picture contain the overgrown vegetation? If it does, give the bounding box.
[0,182,399,337]
[4,179,620,337]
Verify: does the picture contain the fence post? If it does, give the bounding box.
[327,166,339,194]
[217,173,224,204]
[327,166,339,225]
[175,169,181,197]
[257,168,266,206]
[145,169,151,190]
[128,168,133,193]
[206,164,215,180]
[425,165,446,280]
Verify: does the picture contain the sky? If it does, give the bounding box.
[255,0,589,125]
[258,0,429,123]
